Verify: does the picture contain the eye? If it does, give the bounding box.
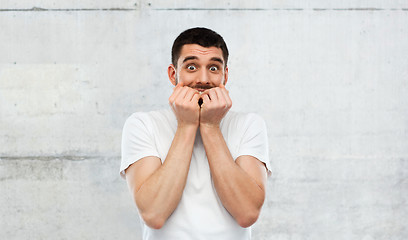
[210,66,218,71]
[187,65,196,71]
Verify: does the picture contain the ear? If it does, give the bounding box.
[168,64,177,86]
[223,66,229,86]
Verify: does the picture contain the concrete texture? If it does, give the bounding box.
[1,1,407,239]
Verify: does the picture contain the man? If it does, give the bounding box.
[120,27,271,240]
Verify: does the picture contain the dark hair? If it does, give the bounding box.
[171,27,229,68]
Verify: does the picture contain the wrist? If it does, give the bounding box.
[178,122,199,131]
[199,123,220,134]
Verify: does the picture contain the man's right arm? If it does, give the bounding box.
[125,124,197,229]
[125,85,200,229]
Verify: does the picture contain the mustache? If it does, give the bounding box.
[191,84,214,90]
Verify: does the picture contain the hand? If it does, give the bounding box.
[199,85,232,128]
[169,83,201,128]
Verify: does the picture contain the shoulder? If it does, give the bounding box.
[124,108,173,128]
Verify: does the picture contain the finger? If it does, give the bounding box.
[214,87,228,108]
[219,87,232,108]
[169,85,183,103]
[220,84,229,94]
[201,94,211,106]
[207,88,218,102]
[185,88,199,102]
[201,90,210,100]
[169,89,180,111]
[176,86,190,102]
[172,81,183,92]
[191,92,201,105]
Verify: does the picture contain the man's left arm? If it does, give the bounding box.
[200,86,268,228]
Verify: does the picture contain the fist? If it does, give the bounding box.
[199,86,232,128]
[169,84,201,127]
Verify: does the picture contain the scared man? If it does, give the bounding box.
[120,27,271,240]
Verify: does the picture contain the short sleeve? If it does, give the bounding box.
[237,113,271,176]
[120,113,160,179]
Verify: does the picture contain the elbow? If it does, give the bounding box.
[236,209,260,228]
[140,212,167,229]
[133,194,167,229]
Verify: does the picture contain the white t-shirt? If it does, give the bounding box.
[120,108,271,240]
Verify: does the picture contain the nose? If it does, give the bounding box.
[196,68,210,85]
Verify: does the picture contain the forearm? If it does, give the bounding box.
[200,126,265,227]
[135,125,197,228]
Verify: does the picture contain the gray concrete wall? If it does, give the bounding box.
[1,1,407,239]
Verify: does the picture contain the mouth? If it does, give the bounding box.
[193,85,213,93]
[196,89,206,93]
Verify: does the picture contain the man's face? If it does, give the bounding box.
[168,44,228,91]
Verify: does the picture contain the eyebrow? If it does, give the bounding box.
[182,56,224,65]
[182,56,198,63]
[210,57,224,65]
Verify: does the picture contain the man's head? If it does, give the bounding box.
[171,27,229,69]
[168,27,229,89]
